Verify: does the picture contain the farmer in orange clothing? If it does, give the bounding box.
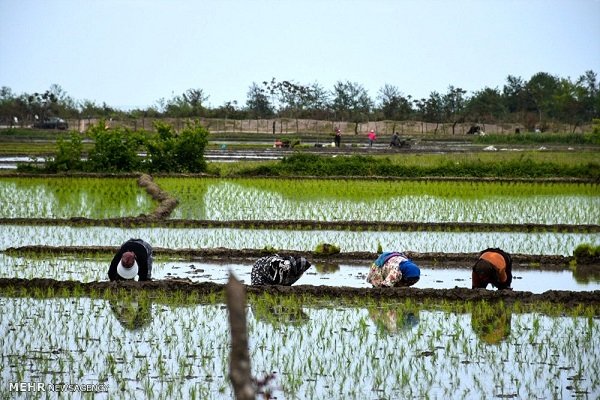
[472,248,513,290]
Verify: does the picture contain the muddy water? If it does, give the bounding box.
[1,254,598,293]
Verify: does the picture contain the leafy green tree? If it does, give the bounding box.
[331,80,372,133]
[145,121,178,172]
[442,86,467,134]
[421,91,444,133]
[86,121,142,172]
[173,121,209,172]
[45,132,84,172]
[164,88,209,117]
[304,82,331,119]
[377,84,413,120]
[246,82,273,118]
[465,87,506,124]
[146,120,209,172]
[526,72,561,128]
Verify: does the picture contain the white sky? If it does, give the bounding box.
[1,0,599,110]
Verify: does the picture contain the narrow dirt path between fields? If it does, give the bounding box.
[0,277,598,306]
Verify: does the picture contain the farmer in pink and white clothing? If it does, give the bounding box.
[366,251,421,287]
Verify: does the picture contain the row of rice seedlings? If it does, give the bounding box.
[0,177,156,219]
[155,178,600,225]
[1,290,598,399]
[1,225,598,256]
[156,177,600,202]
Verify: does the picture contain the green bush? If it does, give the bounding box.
[44,132,84,172]
[173,121,209,173]
[146,120,208,173]
[239,153,600,179]
[573,243,600,263]
[314,243,340,255]
[86,121,142,172]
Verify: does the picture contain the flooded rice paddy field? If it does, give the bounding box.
[1,254,599,293]
[1,176,599,225]
[1,225,598,256]
[1,174,599,399]
[1,295,598,399]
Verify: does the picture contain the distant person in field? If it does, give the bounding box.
[108,238,153,281]
[334,127,342,147]
[472,248,513,290]
[251,254,311,286]
[366,251,421,287]
[367,129,377,147]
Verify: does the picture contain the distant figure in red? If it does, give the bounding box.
[472,248,513,290]
[334,127,342,147]
[367,130,377,147]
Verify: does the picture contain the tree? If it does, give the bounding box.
[44,132,84,172]
[330,80,373,133]
[576,70,600,121]
[377,84,413,120]
[263,78,315,131]
[525,72,561,128]
[442,86,467,134]
[164,88,209,117]
[86,122,142,172]
[304,82,331,119]
[245,82,273,118]
[173,121,209,173]
[465,87,506,124]
[421,91,444,134]
[146,120,209,172]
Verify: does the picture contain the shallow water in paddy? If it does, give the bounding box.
[1,254,598,293]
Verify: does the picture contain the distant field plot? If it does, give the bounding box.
[0,177,156,219]
[155,178,600,225]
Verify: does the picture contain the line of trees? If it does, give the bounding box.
[1,70,598,132]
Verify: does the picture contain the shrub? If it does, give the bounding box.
[314,243,340,255]
[86,121,142,172]
[173,121,209,173]
[573,243,600,264]
[44,132,84,172]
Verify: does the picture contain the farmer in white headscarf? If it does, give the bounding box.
[108,238,153,281]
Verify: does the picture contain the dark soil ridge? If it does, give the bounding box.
[0,217,597,233]
[1,171,597,183]
[2,245,583,268]
[0,277,598,306]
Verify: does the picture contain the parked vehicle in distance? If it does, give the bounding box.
[33,117,68,130]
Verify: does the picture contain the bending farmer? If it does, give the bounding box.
[367,251,420,287]
[472,248,512,290]
[251,254,311,286]
[108,238,153,281]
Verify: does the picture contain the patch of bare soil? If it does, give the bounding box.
[0,278,598,306]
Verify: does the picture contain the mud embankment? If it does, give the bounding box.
[0,277,598,306]
[2,245,582,268]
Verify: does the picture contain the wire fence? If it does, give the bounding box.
[2,116,591,136]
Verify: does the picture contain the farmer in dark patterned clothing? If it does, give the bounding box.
[251,254,311,286]
[108,238,153,281]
